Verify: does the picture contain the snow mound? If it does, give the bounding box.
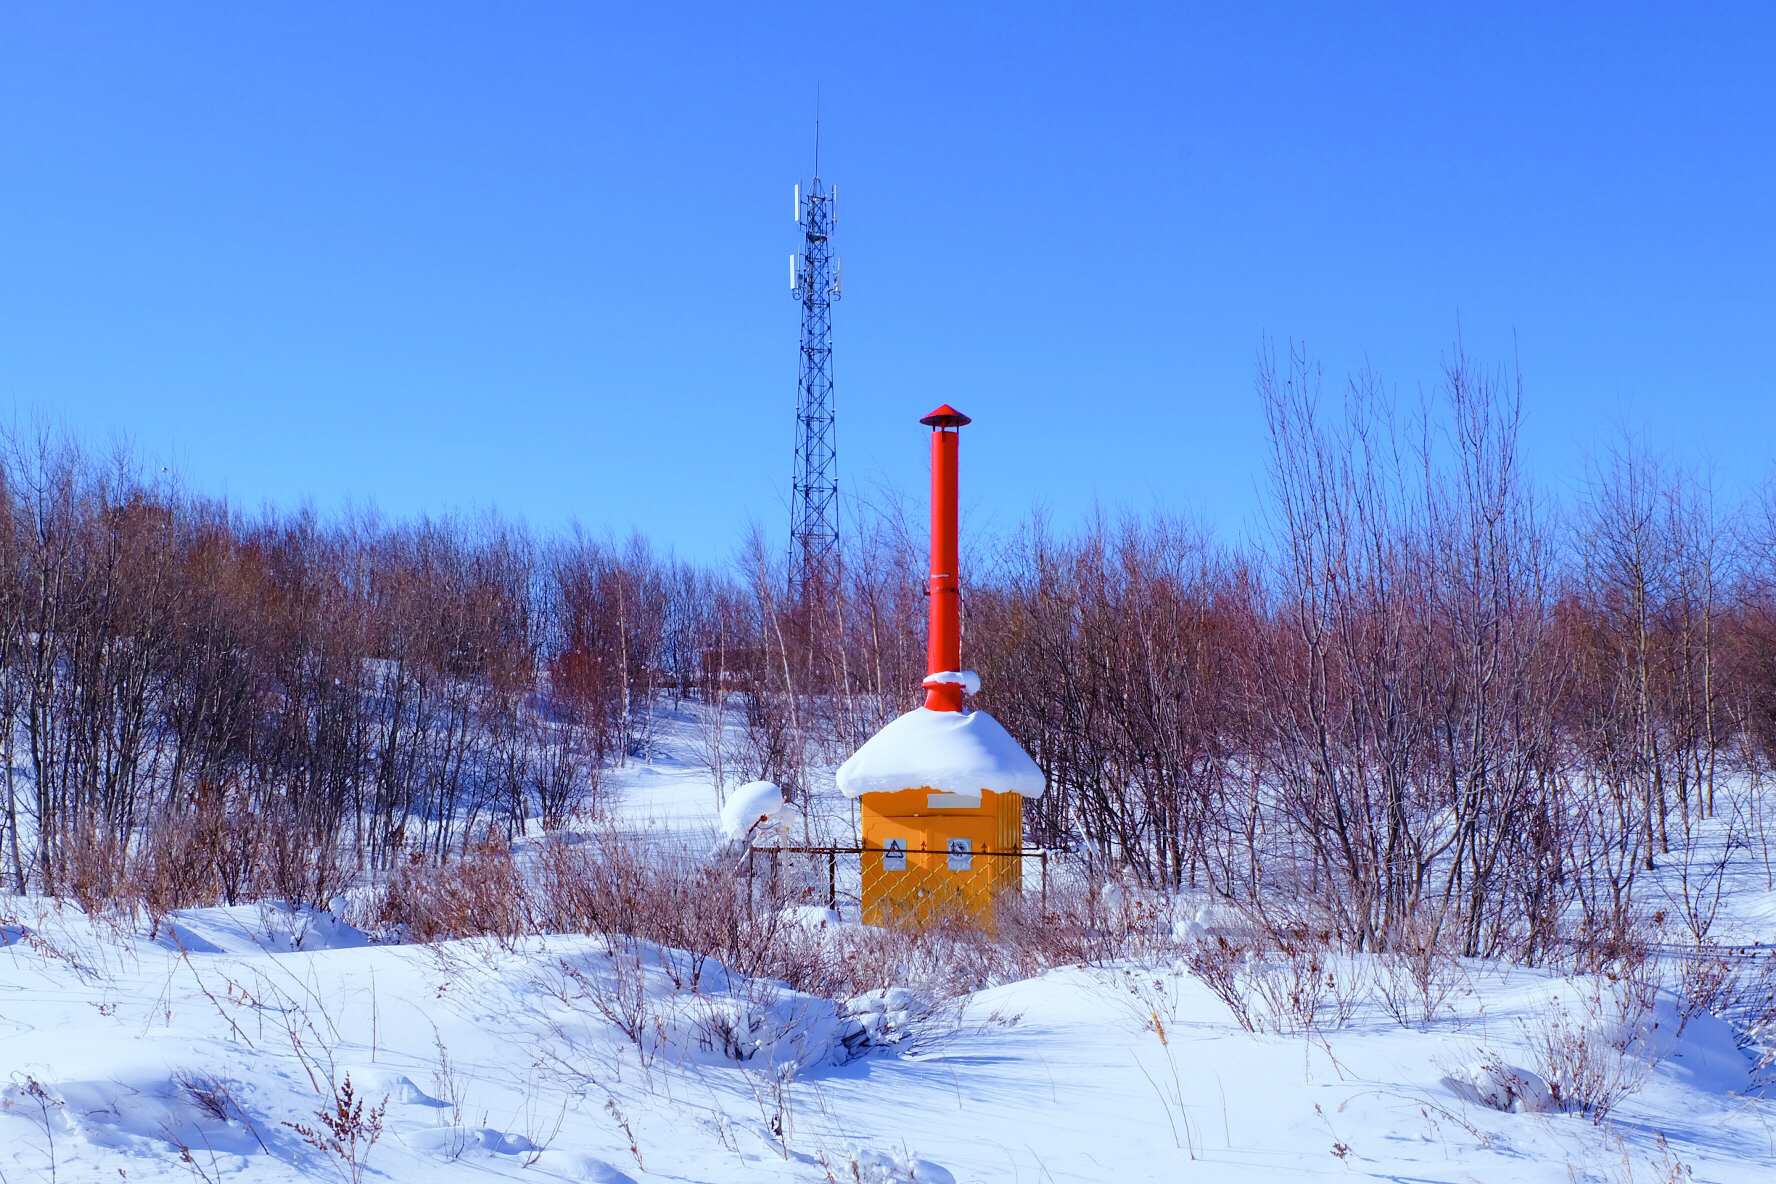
[847,1147,957,1184]
[1443,1060,1556,1113]
[835,707,1046,799]
[3,1070,269,1163]
[664,987,867,1068]
[407,1126,539,1158]
[538,943,874,1069]
[719,779,797,841]
[532,1153,640,1183]
[340,1067,448,1107]
[844,987,926,1045]
[155,903,369,955]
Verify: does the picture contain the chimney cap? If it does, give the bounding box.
[920,404,972,428]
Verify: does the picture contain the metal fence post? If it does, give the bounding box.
[827,850,837,913]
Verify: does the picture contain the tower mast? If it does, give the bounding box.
[790,155,840,595]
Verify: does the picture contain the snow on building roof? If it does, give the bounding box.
[835,707,1046,800]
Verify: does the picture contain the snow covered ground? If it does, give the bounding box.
[2,710,1774,1182]
[3,900,1772,1183]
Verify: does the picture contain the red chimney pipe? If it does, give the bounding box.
[920,404,971,712]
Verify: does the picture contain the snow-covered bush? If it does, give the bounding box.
[717,780,793,842]
[1442,1059,1557,1113]
[537,940,876,1073]
[834,1146,957,1184]
[1518,979,1657,1122]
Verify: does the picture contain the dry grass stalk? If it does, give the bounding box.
[282,1074,388,1184]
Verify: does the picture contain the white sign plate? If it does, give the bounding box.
[947,837,973,872]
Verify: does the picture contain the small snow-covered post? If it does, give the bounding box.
[838,406,1046,925]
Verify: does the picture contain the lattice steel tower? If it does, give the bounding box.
[790,166,841,592]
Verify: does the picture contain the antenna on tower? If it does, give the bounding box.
[790,110,839,600]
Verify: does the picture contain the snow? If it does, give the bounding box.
[2,711,1773,1182]
[717,779,788,842]
[1442,1060,1557,1113]
[835,707,1046,799]
[920,670,981,696]
[3,902,1772,1183]
[154,903,371,955]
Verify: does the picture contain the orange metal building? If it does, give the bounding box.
[837,407,1044,924]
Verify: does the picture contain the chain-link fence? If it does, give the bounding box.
[746,845,1049,925]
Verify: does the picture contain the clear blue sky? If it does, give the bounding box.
[2,4,1772,559]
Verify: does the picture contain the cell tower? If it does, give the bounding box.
[789,159,840,594]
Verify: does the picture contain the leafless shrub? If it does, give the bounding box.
[1106,963,1190,1036]
[429,1032,471,1159]
[556,950,658,1066]
[994,878,1173,970]
[513,1072,568,1167]
[371,828,533,944]
[1185,934,1260,1032]
[743,1063,797,1160]
[1645,1131,1697,1184]
[689,995,756,1063]
[536,834,728,961]
[61,824,131,921]
[815,879,1173,1006]
[604,1095,645,1171]
[1666,942,1776,1078]
[214,800,267,906]
[16,1075,65,1179]
[1562,910,1656,982]
[134,811,223,922]
[263,812,354,914]
[531,834,1189,1034]
[1375,929,1465,1029]
[1519,998,1651,1123]
[1323,955,1369,1028]
[1732,951,1776,1088]
[1673,945,1741,1036]
[1440,1053,1556,1114]
[0,907,109,984]
[173,1070,234,1123]
[1246,923,1340,1034]
[282,1073,388,1184]
[530,719,599,832]
[1174,918,1358,1036]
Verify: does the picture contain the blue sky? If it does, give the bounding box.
[1,4,1771,559]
